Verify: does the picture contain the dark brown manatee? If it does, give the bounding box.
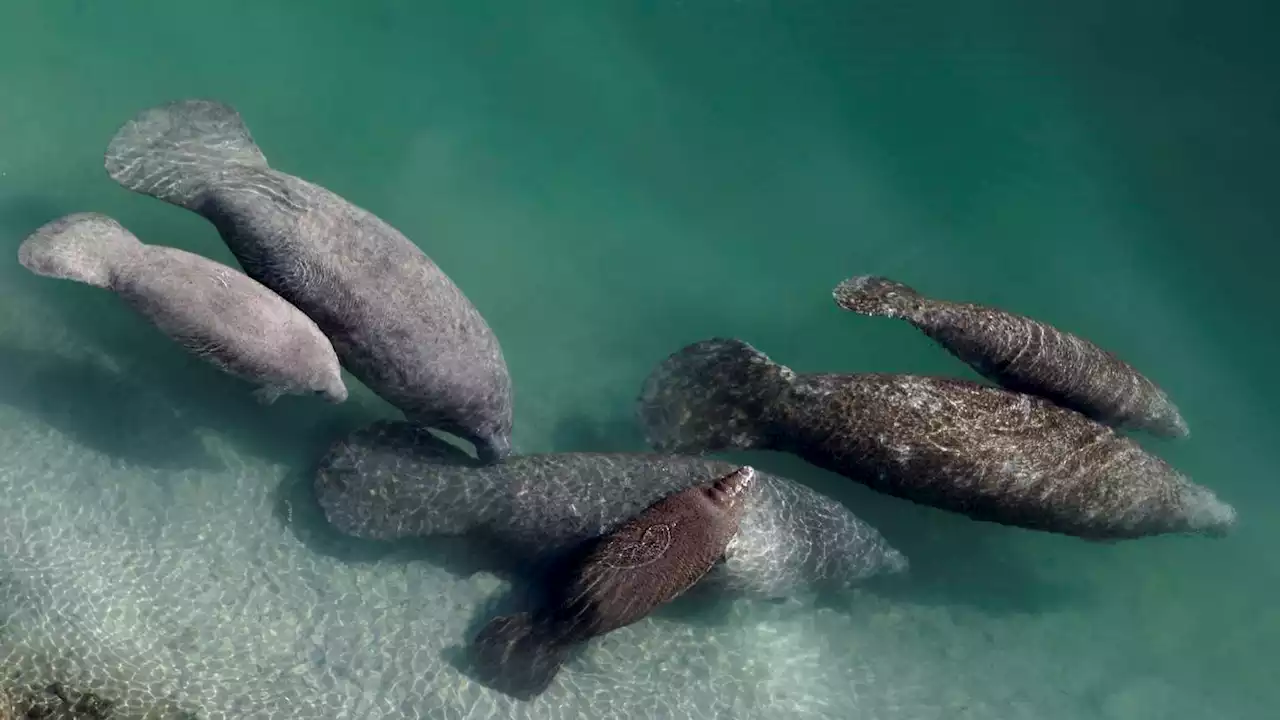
[637,338,1235,541]
[833,275,1188,439]
[468,466,755,701]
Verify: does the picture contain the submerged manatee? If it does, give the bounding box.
[18,212,346,404]
[104,99,512,460]
[469,466,755,700]
[637,338,1235,541]
[313,421,907,599]
[834,275,1189,438]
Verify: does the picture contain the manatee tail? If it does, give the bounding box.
[468,613,574,701]
[636,338,793,454]
[832,275,925,320]
[104,99,269,209]
[18,212,142,289]
[312,420,486,540]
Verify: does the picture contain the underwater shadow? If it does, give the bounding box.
[724,451,1097,616]
[105,321,383,469]
[437,575,598,702]
[435,542,770,701]
[0,314,384,474]
[438,591,524,692]
[433,538,735,701]
[46,291,385,470]
[0,343,222,471]
[274,441,593,699]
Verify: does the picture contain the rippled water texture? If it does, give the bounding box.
[0,2,1275,718]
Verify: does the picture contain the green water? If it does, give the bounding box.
[0,1,1274,718]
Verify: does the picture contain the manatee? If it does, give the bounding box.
[17,212,346,405]
[636,338,1236,541]
[313,420,907,600]
[833,275,1189,439]
[103,99,512,460]
[468,466,756,700]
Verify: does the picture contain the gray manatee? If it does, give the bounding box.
[104,99,512,461]
[834,275,1189,439]
[469,466,756,701]
[637,338,1236,541]
[313,420,908,600]
[18,212,346,404]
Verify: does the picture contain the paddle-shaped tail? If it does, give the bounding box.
[18,212,143,289]
[468,612,574,701]
[636,338,793,455]
[832,275,925,320]
[104,99,269,209]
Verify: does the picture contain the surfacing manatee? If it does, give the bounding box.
[104,99,512,460]
[313,420,907,600]
[833,275,1189,439]
[469,466,756,701]
[637,338,1236,541]
[18,212,346,405]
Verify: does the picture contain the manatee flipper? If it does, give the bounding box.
[469,613,573,701]
[636,338,791,454]
[346,420,479,467]
[17,213,143,289]
[104,99,269,209]
[832,275,924,319]
[252,385,285,405]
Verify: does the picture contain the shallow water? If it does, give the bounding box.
[0,1,1275,718]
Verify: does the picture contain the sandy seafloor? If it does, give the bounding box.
[0,1,1277,719]
[0,288,1263,720]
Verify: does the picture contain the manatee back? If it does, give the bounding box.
[913,299,1188,438]
[201,167,515,457]
[315,433,910,596]
[487,454,714,556]
[313,436,692,553]
[112,244,340,388]
[558,485,740,638]
[786,373,1230,539]
[725,473,909,597]
[476,454,907,596]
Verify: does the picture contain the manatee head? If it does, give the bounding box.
[704,466,756,515]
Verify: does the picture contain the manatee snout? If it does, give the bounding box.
[319,381,349,404]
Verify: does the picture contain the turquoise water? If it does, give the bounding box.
[1,1,1275,718]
